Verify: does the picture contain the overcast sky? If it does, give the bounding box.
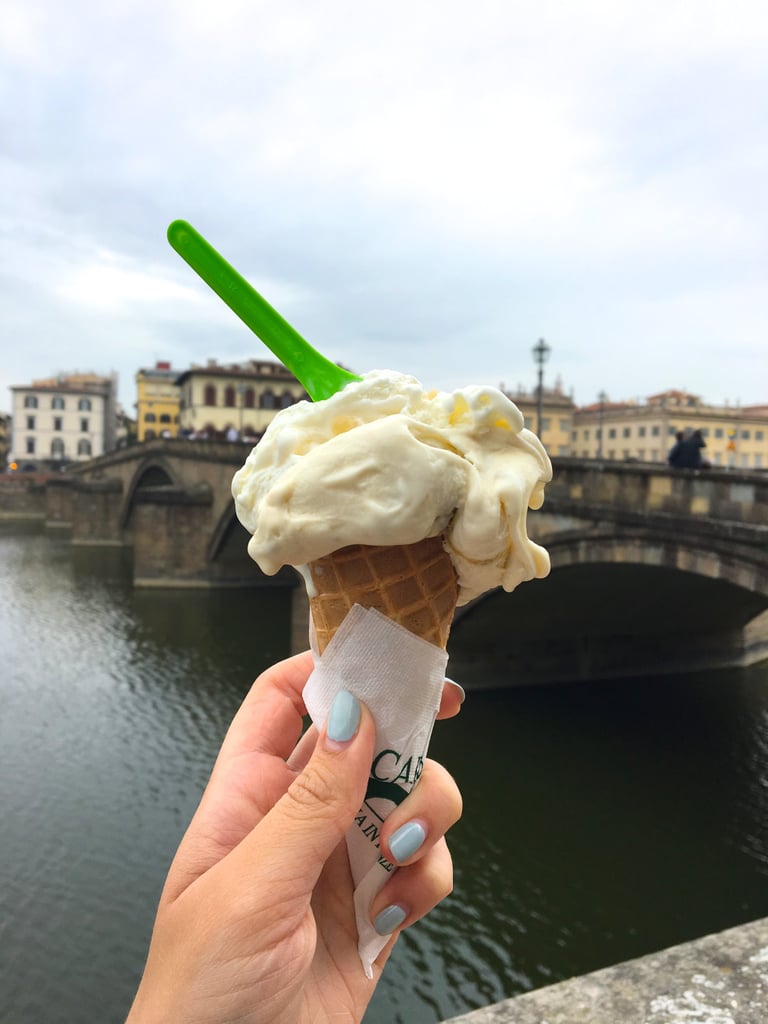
[2,0,766,416]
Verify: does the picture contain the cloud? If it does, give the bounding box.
[0,0,766,414]
[55,254,202,309]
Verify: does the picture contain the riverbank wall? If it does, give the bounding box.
[441,915,768,1023]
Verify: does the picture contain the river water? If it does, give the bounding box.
[3,527,768,1024]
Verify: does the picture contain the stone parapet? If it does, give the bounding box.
[440,916,768,1023]
[549,458,768,528]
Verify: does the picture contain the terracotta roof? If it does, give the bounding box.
[174,359,303,384]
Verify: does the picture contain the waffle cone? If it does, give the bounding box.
[307,535,458,654]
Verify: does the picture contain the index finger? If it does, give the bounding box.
[214,650,315,767]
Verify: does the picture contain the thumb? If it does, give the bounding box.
[243,690,375,896]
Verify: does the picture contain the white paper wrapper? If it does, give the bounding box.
[302,604,448,977]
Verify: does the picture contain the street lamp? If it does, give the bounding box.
[532,337,551,438]
[597,389,608,459]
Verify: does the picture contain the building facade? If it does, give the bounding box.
[572,390,768,469]
[136,361,181,441]
[9,372,118,470]
[175,359,308,440]
[503,381,575,456]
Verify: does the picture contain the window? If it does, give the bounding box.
[80,418,89,432]
[78,398,92,411]
[260,390,276,409]
[53,417,63,431]
[652,426,660,436]
[608,427,616,439]
[204,384,217,406]
[754,430,763,441]
[24,395,38,408]
[571,430,577,441]
[741,429,751,440]
[669,426,677,436]
[623,427,631,438]
[159,413,171,423]
[52,396,65,410]
[26,415,35,429]
[224,385,236,408]
[280,391,295,408]
[540,417,551,431]
[145,413,156,423]
[715,428,723,438]
[559,418,571,432]
[638,426,646,437]
[26,437,35,454]
[77,439,92,456]
[755,454,763,468]
[51,438,65,458]
[584,428,590,440]
[145,429,156,441]
[244,387,255,409]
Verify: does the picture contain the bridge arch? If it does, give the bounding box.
[542,528,768,600]
[120,455,179,529]
[206,504,299,587]
[450,531,768,687]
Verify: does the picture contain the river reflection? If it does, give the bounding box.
[2,529,768,1024]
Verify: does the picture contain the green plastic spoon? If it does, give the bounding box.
[167,220,362,401]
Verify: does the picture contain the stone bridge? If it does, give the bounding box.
[44,438,282,588]
[27,442,768,681]
[452,459,768,683]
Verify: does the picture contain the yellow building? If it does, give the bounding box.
[572,390,768,469]
[503,381,575,456]
[175,359,308,440]
[136,361,181,441]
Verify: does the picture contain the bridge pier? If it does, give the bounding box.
[132,484,215,587]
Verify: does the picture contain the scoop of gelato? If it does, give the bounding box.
[232,370,552,605]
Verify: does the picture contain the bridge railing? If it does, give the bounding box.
[548,457,768,530]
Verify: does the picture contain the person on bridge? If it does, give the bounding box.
[673,429,711,470]
[667,431,685,468]
[125,651,463,1024]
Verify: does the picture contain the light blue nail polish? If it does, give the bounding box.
[373,903,407,936]
[389,820,426,864]
[327,690,360,743]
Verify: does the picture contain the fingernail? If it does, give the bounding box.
[326,690,360,744]
[445,677,466,703]
[389,820,426,864]
[373,903,407,936]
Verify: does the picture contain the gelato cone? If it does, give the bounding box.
[307,535,458,654]
[231,368,553,976]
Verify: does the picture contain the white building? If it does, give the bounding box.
[9,372,118,470]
